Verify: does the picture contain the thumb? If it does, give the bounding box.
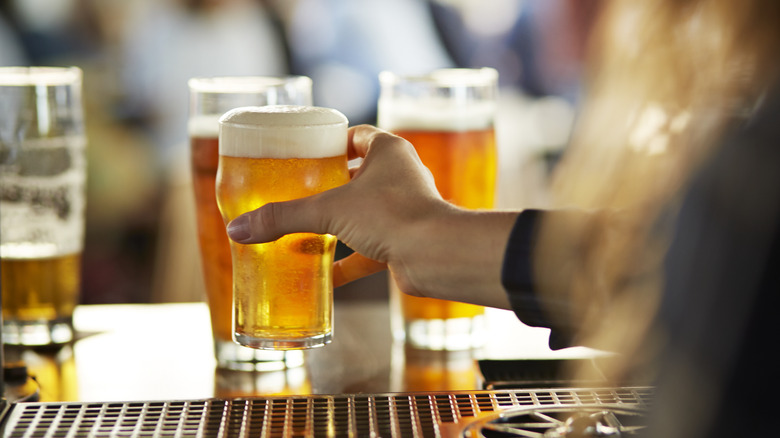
[226,196,325,244]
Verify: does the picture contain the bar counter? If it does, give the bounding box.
[4,301,598,403]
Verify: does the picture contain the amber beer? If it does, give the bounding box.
[379,68,498,350]
[188,76,311,368]
[389,129,495,322]
[1,254,80,326]
[1,67,86,346]
[217,105,349,350]
[390,128,497,319]
[189,127,234,343]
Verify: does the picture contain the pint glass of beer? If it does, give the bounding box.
[378,68,499,350]
[188,77,311,368]
[1,67,87,346]
[217,105,349,350]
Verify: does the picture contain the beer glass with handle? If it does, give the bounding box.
[378,68,499,351]
[188,77,311,368]
[217,105,349,350]
[1,67,87,346]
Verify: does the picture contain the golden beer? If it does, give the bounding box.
[188,75,312,368]
[217,105,349,350]
[1,254,80,323]
[392,128,497,321]
[190,134,234,343]
[1,66,86,346]
[379,68,498,350]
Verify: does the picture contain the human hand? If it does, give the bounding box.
[226,124,449,292]
[226,124,517,308]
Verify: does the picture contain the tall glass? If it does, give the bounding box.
[378,68,499,350]
[216,105,349,350]
[188,77,311,368]
[1,67,87,346]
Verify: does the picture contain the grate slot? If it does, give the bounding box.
[0,388,652,438]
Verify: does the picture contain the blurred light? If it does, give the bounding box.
[366,0,454,73]
[311,62,374,123]
[629,103,669,156]
[611,2,642,57]
[461,0,524,38]
[289,0,338,60]
[670,111,691,133]
[470,44,522,85]
[533,96,575,149]
[12,0,75,31]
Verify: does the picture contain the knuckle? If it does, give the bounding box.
[256,202,283,239]
[377,130,405,146]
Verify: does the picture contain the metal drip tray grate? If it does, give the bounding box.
[461,405,648,437]
[0,387,653,437]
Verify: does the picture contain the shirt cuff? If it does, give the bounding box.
[501,209,576,350]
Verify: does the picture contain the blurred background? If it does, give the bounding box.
[0,0,598,305]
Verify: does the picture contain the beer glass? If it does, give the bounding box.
[378,68,499,350]
[217,105,349,350]
[1,67,86,346]
[188,77,311,368]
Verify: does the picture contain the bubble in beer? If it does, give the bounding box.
[219,105,348,159]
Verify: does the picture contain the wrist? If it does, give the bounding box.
[394,206,519,309]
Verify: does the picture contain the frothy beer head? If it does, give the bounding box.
[188,115,220,138]
[219,105,348,158]
[377,68,497,132]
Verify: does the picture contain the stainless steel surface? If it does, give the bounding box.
[1,387,653,438]
[461,405,648,437]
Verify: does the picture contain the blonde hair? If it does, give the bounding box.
[534,0,780,382]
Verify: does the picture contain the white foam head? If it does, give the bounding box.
[377,68,497,132]
[219,105,348,158]
[377,99,495,132]
[188,114,221,137]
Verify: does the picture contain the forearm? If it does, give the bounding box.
[391,205,520,310]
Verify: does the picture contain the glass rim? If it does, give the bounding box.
[188,75,313,93]
[379,67,498,87]
[0,66,82,86]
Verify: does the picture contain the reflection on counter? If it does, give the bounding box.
[1,303,588,402]
[3,345,77,402]
[390,342,482,393]
[5,342,314,402]
[215,367,311,399]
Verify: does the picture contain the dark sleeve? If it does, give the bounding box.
[501,209,577,350]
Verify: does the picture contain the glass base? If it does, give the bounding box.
[394,315,486,351]
[2,317,74,346]
[214,339,304,371]
[234,332,331,351]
